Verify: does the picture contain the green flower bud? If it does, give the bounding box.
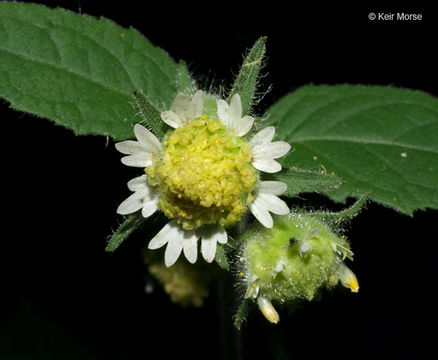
[238,212,358,323]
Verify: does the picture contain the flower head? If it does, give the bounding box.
[115,91,291,266]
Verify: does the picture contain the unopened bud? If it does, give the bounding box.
[257,296,279,324]
[338,263,359,293]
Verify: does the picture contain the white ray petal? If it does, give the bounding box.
[249,199,273,228]
[258,181,288,196]
[174,94,192,122]
[183,232,199,264]
[116,191,147,215]
[134,124,162,152]
[249,126,275,147]
[216,99,229,127]
[236,115,254,137]
[161,111,183,128]
[251,141,291,160]
[191,90,204,118]
[201,237,217,263]
[120,155,152,168]
[165,230,184,267]
[141,201,159,218]
[148,221,177,250]
[256,193,289,215]
[215,226,228,244]
[251,159,282,173]
[199,225,227,262]
[229,94,242,128]
[115,140,145,155]
[127,175,148,191]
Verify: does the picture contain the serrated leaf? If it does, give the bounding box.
[264,166,342,197]
[106,213,144,252]
[215,245,230,271]
[264,85,438,215]
[0,3,193,140]
[228,37,266,115]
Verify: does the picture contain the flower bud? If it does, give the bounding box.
[337,262,359,293]
[257,296,279,324]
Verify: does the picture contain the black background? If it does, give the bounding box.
[2,1,437,359]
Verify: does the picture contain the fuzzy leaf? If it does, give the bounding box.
[265,166,342,197]
[308,195,369,227]
[0,2,192,140]
[228,37,266,115]
[106,213,144,252]
[215,245,230,271]
[132,90,167,140]
[234,299,252,330]
[264,85,438,215]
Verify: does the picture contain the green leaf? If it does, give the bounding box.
[105,213,144,252]
[264,85,438,215]
[176,60,196,95]
[233,299,252,330]
[0,2,192,140]
[215,245,230,271]
[228,37,266,115]
[265,166,342,197]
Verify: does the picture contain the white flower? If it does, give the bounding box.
[115,91,292,266]
[160,90,204,129]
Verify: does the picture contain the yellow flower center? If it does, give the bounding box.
[146,115,257,230]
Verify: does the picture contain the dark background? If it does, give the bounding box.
[3,1,437,359]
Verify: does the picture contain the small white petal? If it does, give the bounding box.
[249,126,275,147]
[127,175,148,191]
[216,227,228,244]
[116,191,147,215]
[141,201,159,218]
[120,155,152,168]
[258,181,288,196]
[216,99,229,127]
[191,90,204,118]
[229,94,243,128]
[183,232,199,264]
[252,159,282,173]
[134,124,162,152]
[174,93,192,122]
[251,142,291,160]
[236,115,254,137]
[199,225,227,262]
[275,260,286,273]
[249,199,273,228]
[201,237,217,263]
[165,232,184,267]
[257,193,289,215]
[115,140,145,155]
[148,221,177,250]
[161,111,183,128]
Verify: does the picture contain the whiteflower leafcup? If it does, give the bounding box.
[115,91,291,267]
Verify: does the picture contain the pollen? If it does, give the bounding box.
[146,115,258,230]
[348,277,359,293]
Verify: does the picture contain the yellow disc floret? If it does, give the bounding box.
[146,115,257,230]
